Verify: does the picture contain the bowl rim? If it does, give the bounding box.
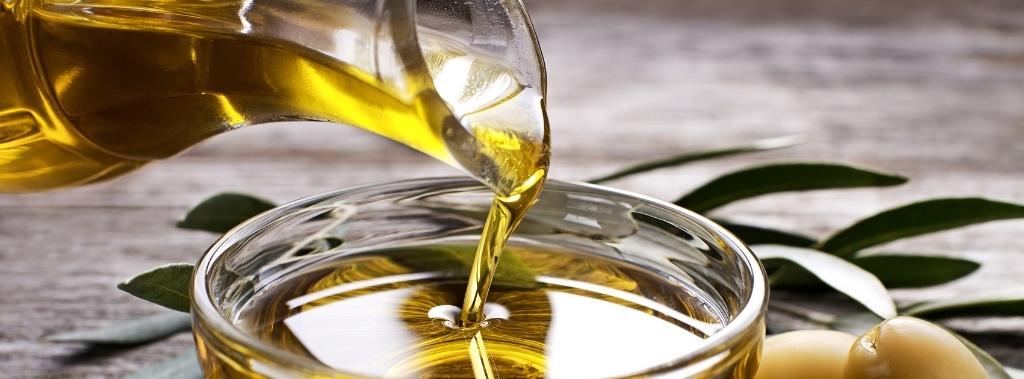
[191,176,768,377]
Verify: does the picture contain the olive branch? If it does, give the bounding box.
[46,137,1024,378]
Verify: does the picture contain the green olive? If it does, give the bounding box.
[845,316,987,379]
[754,330,857,379]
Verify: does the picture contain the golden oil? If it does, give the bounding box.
[198,244,724,378]
[1,0,548,333]
[0,0,548,195]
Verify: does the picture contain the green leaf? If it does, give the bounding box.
[587,135,802,183]
[675,163,907,213]
[829,311,883,336]
[852,254,980,288]
[754,245,897,318]
[177,193,276,233]
[124,350,202,379]
[44,311,191,345]
[768,301,837,325]
[764,319,791,335]
[773,254,981,289]
[714,219,816,247]
[818,198,1024,257]
[902,288,1024,318]
[1007,367,1024,379]
[947,330,1012,379]
[118,263,195,312]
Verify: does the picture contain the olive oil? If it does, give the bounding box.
[210,244,723,378]
[0,0,548,195]
[2,0,548,333]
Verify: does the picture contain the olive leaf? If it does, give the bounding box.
[754,245,897,318]
[772,254,983,290]
[829,311,883,336]
[902,288,1024,318]
[714,219,816,247]
[44,311,191,345]
[118,263,195,313]
[947,329,1013,379]
[587,135,802,183]
[851,254,980,288]
[675,163,907,213]
[768,300,837,325]
[817,198,1024,257]
[124,349,202,379]
[177,193,276,233]
[778,254,982,289]
[1006,367,1024,379]
[764,318,791,335]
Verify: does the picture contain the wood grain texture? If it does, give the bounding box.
[2,0,1023,376]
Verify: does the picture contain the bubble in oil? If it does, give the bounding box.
[428,303,509,329]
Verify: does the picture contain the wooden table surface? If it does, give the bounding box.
[2,0,1022,377]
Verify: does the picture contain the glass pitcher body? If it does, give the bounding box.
[0,0,548,193]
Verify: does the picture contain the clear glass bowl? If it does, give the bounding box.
[191,177,767,378]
